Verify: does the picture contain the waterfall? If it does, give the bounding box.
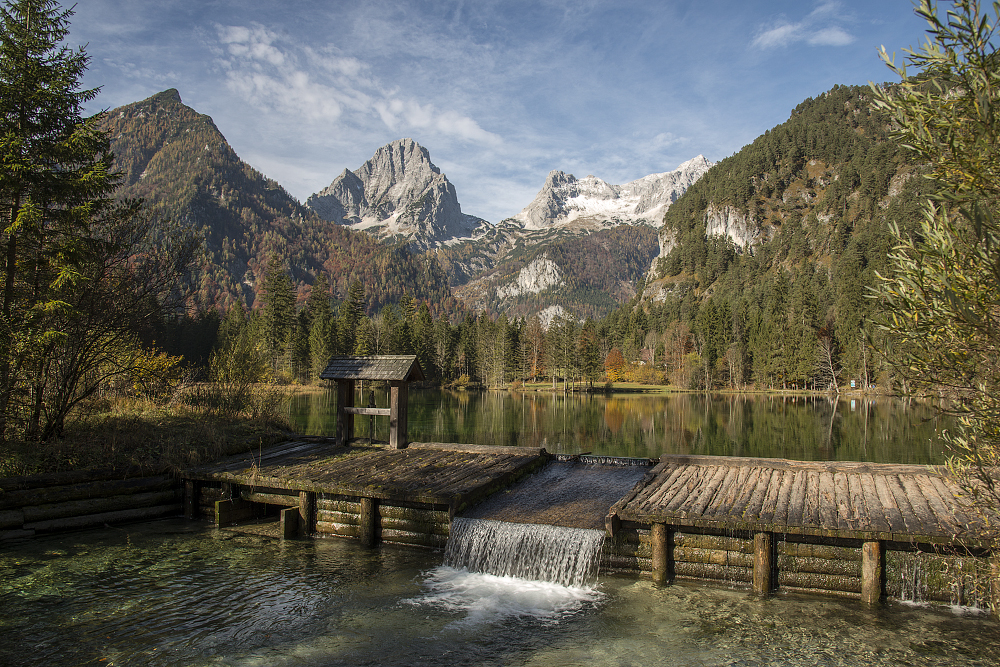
[445,518,605,588]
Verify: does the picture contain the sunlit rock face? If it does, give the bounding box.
[306,138,489,249]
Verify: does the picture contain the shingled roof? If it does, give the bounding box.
[319,355,426,382]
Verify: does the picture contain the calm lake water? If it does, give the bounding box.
[288,389,950,464]
[2,518,996,667]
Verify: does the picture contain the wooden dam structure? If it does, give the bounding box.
[174,355,998,610]
[179,437,999,610]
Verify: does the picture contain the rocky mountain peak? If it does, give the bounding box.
[306,138,487,249]
[512,156,714,230]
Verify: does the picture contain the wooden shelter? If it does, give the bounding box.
[319,355,425,449]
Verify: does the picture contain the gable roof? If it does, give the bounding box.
[319,355,426,382]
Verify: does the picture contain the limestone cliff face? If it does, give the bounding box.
[703,204,763,249]
[513,155,713,230]
[495,254,563,300]
[306,138,488,248]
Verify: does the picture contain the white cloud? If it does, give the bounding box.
[214,23,500,147]
[751,2,856,49]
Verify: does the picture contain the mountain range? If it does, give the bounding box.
[103,89,711,322]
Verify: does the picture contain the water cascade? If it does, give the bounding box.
[445,517,605,588]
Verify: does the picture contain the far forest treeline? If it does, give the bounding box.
[154,85,930,392]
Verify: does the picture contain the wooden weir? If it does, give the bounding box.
[179,441,999,611]
[606,454,998,607]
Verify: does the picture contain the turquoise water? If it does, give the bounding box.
[289,389,949,463]
[1,519,996,666]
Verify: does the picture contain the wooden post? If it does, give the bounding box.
[298,491,315,537]
[861,540,886,605]
[215,498,252,526]
[389,381,408,449]
[183,480,200,520]
[651,523,674,585]
[359,496,379,547]
[280,507,298,539]
[336,380,355,446]
[753,532,775,596]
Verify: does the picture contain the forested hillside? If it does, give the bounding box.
[453,224,659,320]
[103,89,454,314]
[609,84,931,390]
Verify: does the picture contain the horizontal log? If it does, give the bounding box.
[0,509,24,530]
[380,529,447,548]
[24,503,182,532]
[0,466,166,492]
[241,491,299,506]
[779,541,861,561]
[603,540,650,559]
[377,505,448,523]
[22,489,182,524]
[317,499,361,513]
[778,554,861,577]
[675,562,752,583]
[778,571,862,594]
[600,554,651,572]
[343,407,391,416]
[675,547,753,568]
[315,521,360,537]
[674,532,753,554]
[0,475,175,510]
[0,528,35,540]
[379,516,449,535]
[317,510,360,526]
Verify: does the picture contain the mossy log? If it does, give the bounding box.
[675,546,753,568]
[23,503,182,532]
[675,562,752,583]
[778,571,863,593]
[315,521,360,537]
[779,541,861,561]
[379,516,449,535]
[316,509,360,526]
[779,554,862,577]
[674,532,753,553]
[0,475,175,510]
[381,529,447,548]
[22,489,181,524]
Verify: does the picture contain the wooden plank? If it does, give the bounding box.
[910,474,962,538]
[744,467,778,523]
[343,407,391,416]
[730,466,765,522]
[782,469,808,530]
[833,472,853,531]
[685,465,730,519]
[662,466,705,514]
[872,473,905,534]
[704,464,750,519]
[638,465,690,513]
[885,474,918,536]
[897,474,939,537]
[856,473,890,535]
[758,468,786,525]
[816,471,839,533]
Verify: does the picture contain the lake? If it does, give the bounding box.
[288,389,950,464]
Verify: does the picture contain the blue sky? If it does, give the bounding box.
[69,0,928,222]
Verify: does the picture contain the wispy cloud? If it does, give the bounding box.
[752,1,856,49]
[214,23,501,146]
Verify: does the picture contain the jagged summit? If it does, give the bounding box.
[512,155,714,230]
[306,138,489,249]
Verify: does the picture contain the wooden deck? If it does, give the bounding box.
[608,454,992,548]
[183,439,547,512]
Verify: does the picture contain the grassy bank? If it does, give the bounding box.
[0,389,292,478]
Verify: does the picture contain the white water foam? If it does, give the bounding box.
[409,565,604,627]
[407,517,607,626]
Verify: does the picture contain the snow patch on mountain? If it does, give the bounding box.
[513,155,713,230]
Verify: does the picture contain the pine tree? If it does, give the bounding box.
[260,256,295,373]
